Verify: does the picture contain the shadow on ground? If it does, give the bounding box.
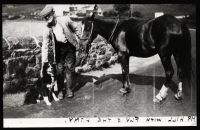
[94,74,178,94]
[72,73,98,92]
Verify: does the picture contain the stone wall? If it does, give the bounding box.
[3,35,118,94]
[3,36,42,94]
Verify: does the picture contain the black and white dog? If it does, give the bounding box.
[39,63,59,105]
[24,63,59,106]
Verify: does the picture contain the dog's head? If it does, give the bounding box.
[42,64,55,84]
[47,65,54,76]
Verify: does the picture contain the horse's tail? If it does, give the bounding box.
[174,23,192,86]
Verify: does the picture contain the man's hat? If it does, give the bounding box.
[38,5,54,18]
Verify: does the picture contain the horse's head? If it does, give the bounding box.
[80,14,98,55]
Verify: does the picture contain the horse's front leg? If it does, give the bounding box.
[118,52,131,94]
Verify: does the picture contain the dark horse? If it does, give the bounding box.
[80,14,191,103]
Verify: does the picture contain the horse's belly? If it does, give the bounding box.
[126,30,156,57]
[130,45,157,57]
[134,51,157,57]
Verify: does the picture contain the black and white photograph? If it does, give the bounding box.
[2,3,197,127]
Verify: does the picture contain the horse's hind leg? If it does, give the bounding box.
[154,53,174,103]
[173,53,184,100]
[118,51,131,94]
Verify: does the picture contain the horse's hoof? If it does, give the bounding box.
[119,88,128,95]
[46,102,52,106]
[174,92,183,101]
[66,89,74,98]
[54,98,60,102]
[44,101,52,106]
[153,97,166,104]
[153,97,162,104]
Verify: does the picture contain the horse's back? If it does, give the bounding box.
[151,14,189,53]
[117,15,186,57]
[152,14,183,35]
[120,17,157,57]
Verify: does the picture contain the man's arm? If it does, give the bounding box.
[67,17,79,34]
[42,27,51,63]
[41,27,51,77]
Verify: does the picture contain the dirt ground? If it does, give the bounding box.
[3,54,196,118]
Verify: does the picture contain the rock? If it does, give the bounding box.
[25,66,40,78]
[27,55,37,67]
[11,49,31,57]
[6,37,21,49]
[91,53,97,58]
[98,47,106,55]
[5,56,28,76]
[95,60,102,68]
[108,46,115,53]
[2,50,11,60]
[18,36,38,49]
[88,58,96,65]
[25,67,35,77]
[2,38,9,50]
[76,36,118,71]
[82,65,92,72]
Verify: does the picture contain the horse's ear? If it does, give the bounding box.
[91,12,95,20]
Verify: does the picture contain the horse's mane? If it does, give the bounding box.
[84,17,117,24]
[83,16,153,23]
[92,17,154,28]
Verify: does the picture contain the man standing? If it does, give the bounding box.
[39,5,79,99]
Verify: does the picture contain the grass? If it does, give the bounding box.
[3,20,46,38]
[2,4,45,16]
